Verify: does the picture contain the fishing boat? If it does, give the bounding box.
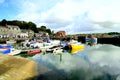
[53,48,63,55]
[27,49,41,55]
[8,48,22,55]
[45,46,63,55]
[71,44,84,53]
[0,44,21,55]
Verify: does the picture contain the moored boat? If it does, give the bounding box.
[27,49,41,55]
[0,44,21,55]
[8,48,22,55]
[85,35,97,46]
[71,44,84,53]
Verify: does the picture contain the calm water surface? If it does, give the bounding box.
[29,44,120,80]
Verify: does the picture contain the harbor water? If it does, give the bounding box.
[29,44,120,80]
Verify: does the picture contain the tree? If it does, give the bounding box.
[46,28,51,34]
[28,22,38,33]
[1,19,7,26]
[37,26,54,35]
[40,26,46,31]
[108,32,120,35]
[0,20,54,34]
[51,30,54,34]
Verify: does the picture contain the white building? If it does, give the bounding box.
[7,25,21,38]
[0,25,9,38]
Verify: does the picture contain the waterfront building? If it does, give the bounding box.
[7,25,21,38]
[0,25,9,38]
[56,31,66,37]
[0,25,35,39]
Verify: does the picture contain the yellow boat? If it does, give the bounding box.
[71,44,84,54]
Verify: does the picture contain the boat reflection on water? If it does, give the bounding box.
[29,44,120,80]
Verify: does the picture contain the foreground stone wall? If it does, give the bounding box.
[0,54,37,80]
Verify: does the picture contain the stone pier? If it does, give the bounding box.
[0,54,37,80]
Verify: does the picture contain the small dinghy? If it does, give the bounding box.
[27,49,41,55]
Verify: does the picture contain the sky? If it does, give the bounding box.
[0,0,120,34]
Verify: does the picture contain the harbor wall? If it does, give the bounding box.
[78,36,120,46]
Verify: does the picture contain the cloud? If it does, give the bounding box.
[88,0,120,22]
[15,0,62,22]
[38,0,120,33]
[14,0,120,34]
[14,0,40,22]
[39,0,88,23]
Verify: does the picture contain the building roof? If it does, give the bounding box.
[56,31,66,33]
